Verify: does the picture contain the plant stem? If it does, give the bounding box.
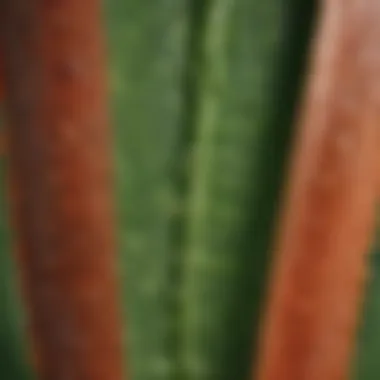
[255,2,380,379]
[1,1,124,379]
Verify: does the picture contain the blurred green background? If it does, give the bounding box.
[1,1,379,379]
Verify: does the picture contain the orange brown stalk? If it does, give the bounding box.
[1,1,124,379]
[0,37,6,155]
[255,2,380,380]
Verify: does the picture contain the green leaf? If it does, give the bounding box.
[180,1,315,379]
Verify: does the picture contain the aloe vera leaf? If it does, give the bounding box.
[180,1,316,379]
[353,219,380,380]
[0,159,32,380]
[104,2,191,379]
